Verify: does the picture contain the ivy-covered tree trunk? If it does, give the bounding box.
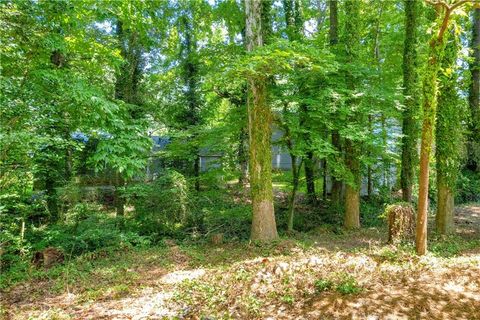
[114,19,143,216]
[400,0,419,203]
[343,0,361,229]
[416,4,454,255]
[467,8,480,172]
[436,29,461,235]
[329,0,343,206]
[180,15,201,192]
[245,0,278,241]
[417,41,443,255]
[44,49,67,222]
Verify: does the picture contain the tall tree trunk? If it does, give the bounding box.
[283,0,315,204]
[436,29,461,235]
[367,115,373,199]
[436,181,454,233]
[181,15,202,190]
[400,0,420,203]
[287,155,301,232]
[467,9,480,172]
[114,19,143,216]
[416,2,459,255]
[329,0,343,206]
[328,0,338,46]
[246,0,277,241]
[344,139,360,229]
[343,0,361,229]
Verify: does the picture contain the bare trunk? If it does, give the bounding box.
[287,155,300,232]
[416,129,430,255]
[344,139,360,229]
[342,0,361,230]
[344,184,360,229]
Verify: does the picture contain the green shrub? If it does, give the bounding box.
[335,275,362,295]
[314,274,362,295]
[191,189,252,240]
[29,213,151,256]
[125,170,190,238]
[314,279,334,292]
[360,199,384,227]
[456,170,480,203]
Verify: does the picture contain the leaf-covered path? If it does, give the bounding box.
[2,205,480,320]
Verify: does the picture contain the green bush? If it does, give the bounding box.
[456,170,480,203]
[191,189,252,240]
[336,275,362,295]
[314,274,362,295]
[125,170,190,238]
[314,279,334,292]
[0,192,43,270]
[29,213,151,256]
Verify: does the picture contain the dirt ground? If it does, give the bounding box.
[1,205,479,320]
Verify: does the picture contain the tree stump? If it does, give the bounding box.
[385,204,415,244]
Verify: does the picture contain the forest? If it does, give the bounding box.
[1,0,480,319]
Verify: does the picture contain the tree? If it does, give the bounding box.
[343,0,362,229]
[435,26,462,234]
[329,0,343,207]
[179,12,202,191]
[400,0,420,203]
[113,19,145,216]
[282,0,303,232]
[467,8,480,172]
[416,0,469,255]
[245,0,278,241]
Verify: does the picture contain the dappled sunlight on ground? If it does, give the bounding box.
[2,206,480,319]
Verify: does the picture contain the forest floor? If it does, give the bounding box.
[1,205,480,320]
